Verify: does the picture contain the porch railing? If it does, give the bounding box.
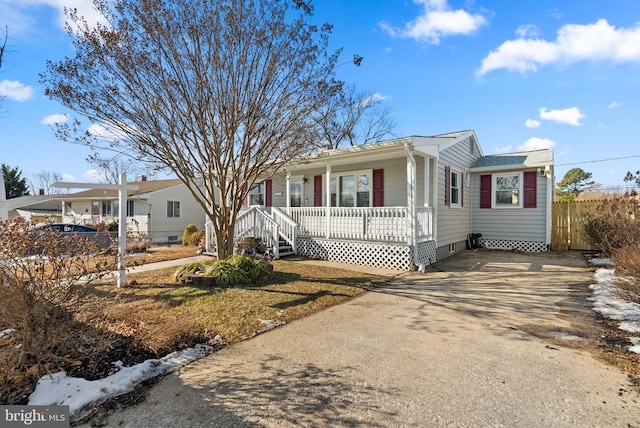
[235,206,280,258]
[271,207,298,253]
[287,206,433,242]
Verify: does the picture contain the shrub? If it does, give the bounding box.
[0,218,118,400]
[583,196,640,256]
[174,255,272,287]
[182,224,199,246]
[612,242,640,279]
[187,230,205,247]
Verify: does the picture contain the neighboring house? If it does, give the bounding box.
[2,194,63,224]
[209,130,554,271]
[58,178,205,244]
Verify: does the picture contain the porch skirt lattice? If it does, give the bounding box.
[480,239,548,252]
[296,237,416,271]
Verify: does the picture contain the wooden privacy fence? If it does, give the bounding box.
[551,200,603,251]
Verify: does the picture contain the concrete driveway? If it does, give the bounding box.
[91,250,640,427]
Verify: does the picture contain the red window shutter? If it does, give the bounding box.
[523,171,537,208]
[313,175,322,207]
[444,166,450,206]
[480,174,491,208]
[265,179,272,207]
[373,169,384,207]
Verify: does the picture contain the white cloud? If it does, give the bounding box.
[516,24,540,39]
[1,0,106,34]
[40,113,70,125]
[539,106,585,126]
[82,169,107,182]
[494,145,512,153]
[477,19,640,76]
[87,122,128,141]
[0,80,34,101]
[525,119,541,128]
[380,0,488,44]
[61,173,75,182]
[518,137,556,151]
[608,101,621,108]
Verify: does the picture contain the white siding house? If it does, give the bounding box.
[208,130,553,271]
[58,178,206,243]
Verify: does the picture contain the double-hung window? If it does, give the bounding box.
[249,182,265,206]
[493,173,522,208]
[167,200,181,218]
[450,170,460,207]
[330,171,371,207]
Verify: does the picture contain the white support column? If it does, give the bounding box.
[285,170,291,210]
[424,156,430,208]
[325,163,331,239]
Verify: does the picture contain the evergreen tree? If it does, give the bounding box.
[556,168,595,201]
[1,164,30,199]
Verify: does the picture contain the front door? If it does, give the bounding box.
[290,181,303,207]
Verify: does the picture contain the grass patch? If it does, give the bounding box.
[1,250,386,404]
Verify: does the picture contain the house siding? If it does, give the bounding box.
[147,186,205,243]
[471,171,548,242]
[436,137,482,250]
[268,156,410,208]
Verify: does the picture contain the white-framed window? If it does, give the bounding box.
[493,172,522,208]
[448,242,456,253]
[127,200,135,217]
[330,170,372,207]
[167,200,181,218]
[450,169,461,207]
[249,182,265,206]
[101,200,113,216]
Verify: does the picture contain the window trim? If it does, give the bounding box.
[166,200,181,218]
[329,169,373,208]
[249,182,265,207]
[449,169,461,208]
[492,172,523,209]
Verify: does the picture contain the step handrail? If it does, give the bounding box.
[271,207,298,254]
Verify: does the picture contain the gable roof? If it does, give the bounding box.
[470,149,553,173]
[56,179,184,200]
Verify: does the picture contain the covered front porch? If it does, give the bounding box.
[207,137,445,270]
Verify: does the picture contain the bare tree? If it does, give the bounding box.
[86,151,156,184]
[41,0,341,259]
[314,83,398,149]
[30,170,66,195]
[0,24,6,70]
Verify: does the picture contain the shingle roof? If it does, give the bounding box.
[471,149,553,170]
[56,178,184,199]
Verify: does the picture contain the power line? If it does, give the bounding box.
[556,154,640,167]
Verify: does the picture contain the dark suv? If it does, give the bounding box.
[34,223,112,250]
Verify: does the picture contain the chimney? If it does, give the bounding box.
[39,189,45,195]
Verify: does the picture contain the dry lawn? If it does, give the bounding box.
[1,246,388,404]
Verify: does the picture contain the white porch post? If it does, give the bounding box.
[424,156,430,208]
[404,144,417,248]
[285,170,291,211]
[325,163,331,239]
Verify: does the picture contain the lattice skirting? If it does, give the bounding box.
[480,239,548,252]
[415,241,437,267]
[296,237,418,271]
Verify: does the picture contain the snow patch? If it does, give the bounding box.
[29,344,212,415]
[589,266,640,352]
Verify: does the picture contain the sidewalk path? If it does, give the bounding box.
[87,251,640,427]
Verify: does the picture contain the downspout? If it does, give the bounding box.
[545,164,552,249]
[404,143,423,272]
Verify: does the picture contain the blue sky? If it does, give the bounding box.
[1,0,639,192]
